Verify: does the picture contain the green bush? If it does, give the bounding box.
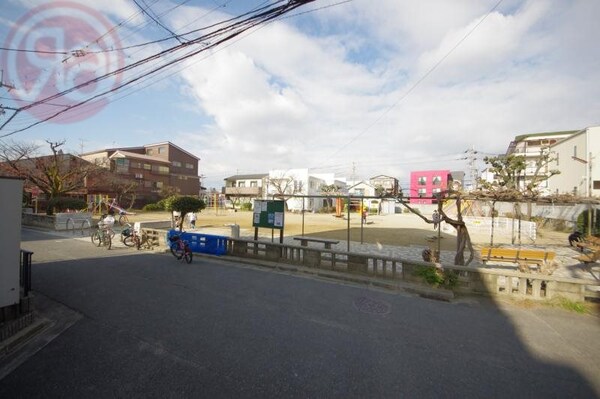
[317,206,335,213]
[142,203,164,211]
[46,197,87,214]
[240,202,252,211]
[577,210,600,235]
[414,266,458,288]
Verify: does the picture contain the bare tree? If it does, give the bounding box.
[0,139,101,199]
[398,191,474,266]
[268,172,302,210]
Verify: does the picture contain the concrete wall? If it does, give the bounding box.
[0,177,23,309]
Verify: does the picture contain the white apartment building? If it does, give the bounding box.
[505,129,578,195]
[547,126,600,196]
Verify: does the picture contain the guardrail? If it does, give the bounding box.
[140,228,164,249]
[66,217,92,236]
[226,238,598,303]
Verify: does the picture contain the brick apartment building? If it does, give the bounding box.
[81,142,201,204]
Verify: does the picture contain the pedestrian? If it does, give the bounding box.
[362,207,368,223]
[189,212,197,229]
[432,210,440,230]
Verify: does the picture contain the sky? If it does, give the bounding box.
[0,0,599,190]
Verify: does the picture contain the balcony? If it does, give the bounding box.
[224,187,260,196]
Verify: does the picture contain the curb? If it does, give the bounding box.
[194,253,455,302]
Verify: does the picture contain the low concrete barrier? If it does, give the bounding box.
[225,238,598,303]
[22,212,92,231]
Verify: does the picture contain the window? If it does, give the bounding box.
[158,166,169,175]
[158,147,165,154]
[154,181,163,189]
[432,176,441,185]
[418,177,427,185]
[144,181,152,188]
[135,173,143,179]
[143,163,151,170]
[115,158,129,173]
[131,162,141,169]
[432,188,441,194]
[418,188,427,197]
[172,161,182,167]
[147,149,153,155]
[594,181,600,190]
[185,163,194,169]
[238,181,246,188]
[250,181,257,187]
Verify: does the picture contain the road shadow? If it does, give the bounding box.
[3,230,598,397]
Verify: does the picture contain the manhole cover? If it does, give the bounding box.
[353,296,391,315]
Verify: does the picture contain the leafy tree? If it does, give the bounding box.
[478,151,560,244]
[374,184,386,197]
[320,184,342,208]
[165,196,206,230]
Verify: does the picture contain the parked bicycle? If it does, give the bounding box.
[91,220,115,250]
[117,210,130,226]
[169,234,193,263]
[121,224,141,249]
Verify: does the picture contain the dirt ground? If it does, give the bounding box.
[131,209,569,251]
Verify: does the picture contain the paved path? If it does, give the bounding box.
[1,228,599,397]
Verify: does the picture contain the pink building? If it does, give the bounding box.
[409,170,450,204]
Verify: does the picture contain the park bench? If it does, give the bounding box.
[293,236,340,249]
[574,250,600,264]
[480,247,556,274]
[575,236,600,252]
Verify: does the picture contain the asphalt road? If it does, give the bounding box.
[1,228,599,398]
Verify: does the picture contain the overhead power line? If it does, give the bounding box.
[317,0,505,165]
[0,0,317,137]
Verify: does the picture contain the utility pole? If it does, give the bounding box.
[0,70,16,92]
[588,152,593,236]
[465,146,478,190]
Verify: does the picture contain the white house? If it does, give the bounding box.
[547,126,600,196]
[266,169,348,211]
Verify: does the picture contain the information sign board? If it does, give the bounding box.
[252,200,285,229]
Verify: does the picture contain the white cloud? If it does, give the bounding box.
[167,0,600,188]
[3,0,599,190]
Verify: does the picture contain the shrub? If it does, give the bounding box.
[414,266,458,288]
[317,206,335,213]
[240,202,252,211]
[46,197,87,214]
[142,203,164,211]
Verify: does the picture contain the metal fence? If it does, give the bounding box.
[20,249,33,296]
[463,217,537,241]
